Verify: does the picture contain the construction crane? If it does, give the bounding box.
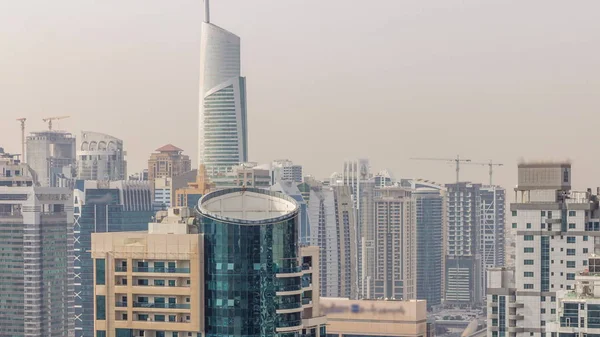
[16,118,26,163]
[42,115,70,131]
[464,160,503,185]
[410,155,472,183]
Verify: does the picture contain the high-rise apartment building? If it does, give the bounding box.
[271,180,311,245]
[445,182,482,306]
[308,184,358,298]
[414,186,445,309]
[147,144,192,186]
[211,162,272,189]
[26,130,76,187]
[198,0,248,178]
[77,131,126,181]
[174,165,215,209]
[73,180,154,337]
[0,149,74,336]
[272,159,303,183]
[480,186,506,288]
[341,159,371,298]
[370,187,416,300]
[487,163,598,337]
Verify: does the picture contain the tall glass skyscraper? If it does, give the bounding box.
[73,180,154,337]
[197,188,303,337]
[199,0,248,177]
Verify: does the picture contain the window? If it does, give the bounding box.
[584,248,589,254]
[97,332,107,337]
[524,272,534,277]
[567,273,575,280]
[527,223,532,229]
[512,223,517,229]
[492,295,498,303]
[524,260,534,265]
[524,235,534,241]
[169,315,177,322]
[567,261,576,268]
[541,296,546,302]
[567,237,576,243]
[524,247,534,253]
[154,279,165,286]
[584,260,588,266]
[512,211,517,216]
[551,296,556,302]
[524,284,534,289]
[492,319,498,327]
[137,279,149,286]
[96,259,105,285]
[168,280,176,287]
[584,236,589,241]
[155,315,165,322]
[541,211,546,216]
[567,249,576,256]
[551,309,556,314]
[569,223,576,229]
[569,210,576,217]
[96,295,106,320]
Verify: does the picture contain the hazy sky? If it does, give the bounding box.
[1,0,599,192]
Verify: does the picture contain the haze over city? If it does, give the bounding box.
[1,0,599,190]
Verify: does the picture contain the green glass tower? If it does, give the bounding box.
[197,188,303,337]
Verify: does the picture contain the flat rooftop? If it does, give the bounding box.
[198,188,298,224]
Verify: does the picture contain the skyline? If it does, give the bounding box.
[1,0,599,192]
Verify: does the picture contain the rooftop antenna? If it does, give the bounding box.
[204,0,210,23]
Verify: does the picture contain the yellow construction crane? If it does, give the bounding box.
[410,155,472,183]
[16,118,26,163]
[42,115,70,131]
[464,160,504,186]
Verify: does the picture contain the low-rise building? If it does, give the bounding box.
[322,297,428,337]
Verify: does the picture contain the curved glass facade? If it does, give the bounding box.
[198,188,301,337]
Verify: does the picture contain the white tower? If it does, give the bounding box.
[199,0,248,177]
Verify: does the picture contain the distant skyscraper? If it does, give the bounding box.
[340,159,371,297]
[374,169,394,188]
[198,0,248,177]
[147,144,192,185]
[272,159,303,183]
[0,149,74,336]
[414,186,445,309]
[445,182,483,306]
[308,183,358,298]
[73,180,153,337]
[77,131,126,181]
[26,130,76,187]
[271,180,311,245]
[479,185,506,290]
[370,187,416,300]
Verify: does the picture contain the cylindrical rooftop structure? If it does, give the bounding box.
[197,188,303,337]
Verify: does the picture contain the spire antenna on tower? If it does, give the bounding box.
[204,0,210,23]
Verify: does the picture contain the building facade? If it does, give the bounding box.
[308,184,358,299]
[0,151,74,336]
[272,160,303,183]
[546,255,600,337]
[147,144,192,186]
[271,180,311,245]
[487,163,599,337]
[445,182,483,306]
[77,131,126,181]
[198,1,248,178]
[371,187,416,300]
[73,180,154,337]
[174,165,215,209]
[26,130,76,187]
[197,187,326,337]
[92,207,204,337]
[321,298,428,337]
[414,187,445,309]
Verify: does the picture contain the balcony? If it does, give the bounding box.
[132,302,191,309]
[278,302,302,310]
[115,266,128,272]
[277,320,303,332]
[115,302,128,308]
[132,267,190,274]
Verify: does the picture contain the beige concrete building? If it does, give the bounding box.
[322,298,428,337]
[147,144,192,186]
[92,207,203,337]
